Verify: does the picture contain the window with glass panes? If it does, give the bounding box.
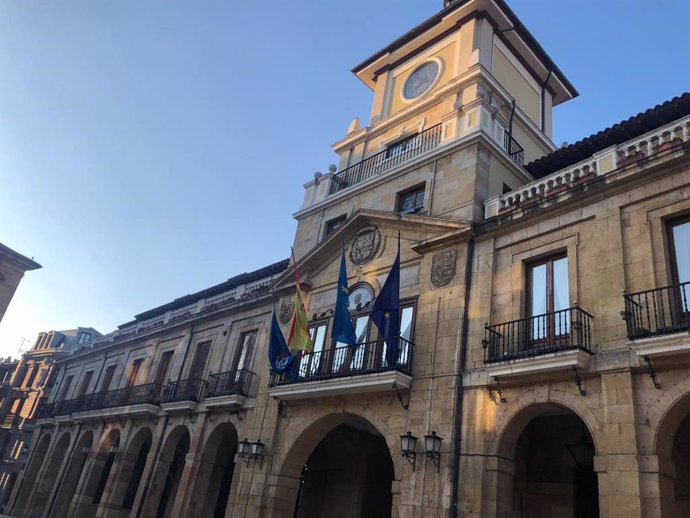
[528,255,569,340]
[398,185,425,213]
[669,217,690,312]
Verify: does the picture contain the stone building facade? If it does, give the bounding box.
[0,328,101,510]
[6,1,690,518]
[0,243,41,325]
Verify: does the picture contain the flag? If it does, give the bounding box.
[371,237,400,365]
[268,313,294,373]
[331,247,356,345]
[288,253,312,352]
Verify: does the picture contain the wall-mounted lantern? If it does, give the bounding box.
[400,431,418,471]
[239,437,265,468]
[424,431,443,473]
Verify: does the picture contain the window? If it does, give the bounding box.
[77,371,94,397]
[78,332,92,345]
[324,215,346,238]
[300,323,328,377]
[126,359,144,388]
[234,332,256,372]
[528,255,569,340]
[100,365,117,392]
[385,133,419,159]
[154,352,174,386]
[189,341,211,379]
[669,217,690,311]
[60,375,74,401]
[398,185,425,213]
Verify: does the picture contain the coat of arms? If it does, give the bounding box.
[350,225,381,266]
[431,250,457,287]
[278,298,295,325]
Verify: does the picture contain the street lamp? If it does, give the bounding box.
[400,431,418,471]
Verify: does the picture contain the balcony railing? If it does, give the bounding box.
[269,337,414,387]
[47,383,165,417]
[622,282,690,340]
[206,369,254,398]
[329,124,442,195]
[503,131,525,166]
[162,377,207,403]
[483,306,594,363]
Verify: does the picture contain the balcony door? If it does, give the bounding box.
[529,256,569,343]
[670,218,690,314]
[233,332,256,381]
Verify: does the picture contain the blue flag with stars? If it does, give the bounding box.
[331,248,357,345]
[371,238,400,365]
[268,312,294,374]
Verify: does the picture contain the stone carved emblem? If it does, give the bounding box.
[431,250,457,287]
[278,298,295,325]
[349,225,381,266]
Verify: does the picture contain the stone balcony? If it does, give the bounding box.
[268,338,413,401]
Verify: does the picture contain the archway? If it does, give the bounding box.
[70,428,120,518]
[278,414,395,518]
[47,431,93,518]
[656,393,690,518]
[496,403,599,518]
[27,431,71,517]
[8,432,51,516]
[148,426,190,518]
[184,422,238,517]
[120,428,153,512]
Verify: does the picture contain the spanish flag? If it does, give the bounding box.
[288,251,312,352]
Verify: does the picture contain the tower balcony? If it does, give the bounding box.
[268,337,413,401]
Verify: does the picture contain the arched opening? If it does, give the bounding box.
[121,428,153,511]
[154,428,190,518]
[47,431,93,518]
[281,414,394,518]
[187,422,238,518]
[656,393,690,518]
[29,432,71,516]
[70,428,120,517]
[497,403,599,518]
[9,432,51,515]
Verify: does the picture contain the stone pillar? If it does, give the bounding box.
[94,449,137,518]
[138,452,172,518]
[596,371,643,518]
[485,454,515,518]
[68,451,109,518]
[255,472,300,518]
[638,454,675,518]
[24,445,67,518]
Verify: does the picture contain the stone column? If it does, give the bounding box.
[68,451,109,518]
[485,455,516,518]
[638,454,675,518]
[24,445,66,518]
[254,472,300,518]
[94,449,137,518]
[596,371,643,518]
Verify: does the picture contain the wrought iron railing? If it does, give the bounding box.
[504,131,525,166]
[483,306,594,363]
[206,369,254,398]
[46,383,165,416]
[329,125,442,195]
[622,282,690,339]
[268,337,414,386]
[162,377,207,403]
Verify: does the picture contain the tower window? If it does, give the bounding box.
[78,332,91,344]
[398,185,425,213]
[324,215,346,239]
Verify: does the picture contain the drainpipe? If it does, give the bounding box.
[540,69,553,133]
[44,422,82,518]
[134,415,170,518]
[450,235,475,518]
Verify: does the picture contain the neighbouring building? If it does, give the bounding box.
[7,1,690,518]
[0,243,41,325]
[0,328,101,510]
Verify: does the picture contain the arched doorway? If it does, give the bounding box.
[28,432,71,516]
[70,428,120,518]
[47,431,93,518]
[279,414,395,518]
[656,393,690,518]
[120,428,153,512]
[187,422,238,517]
[497,403,599,518]
[151,427,190,518]
[8,432,51,516]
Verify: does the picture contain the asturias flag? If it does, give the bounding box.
[370,239,401,365]
[268,312,294,373]
[288,258,312,352]
[331,248,356,345]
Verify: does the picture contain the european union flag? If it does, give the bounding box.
[331,249,357,345]
[268,312,294,374]
[371,240,400,366]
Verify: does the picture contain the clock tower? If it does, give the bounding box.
[294,0,577,258]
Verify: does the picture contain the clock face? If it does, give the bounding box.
[349,284,374,312]
[402,60,441,101]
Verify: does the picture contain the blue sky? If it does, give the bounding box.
[0,0,688,358]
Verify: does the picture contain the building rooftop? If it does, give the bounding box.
[526,92,690,179]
